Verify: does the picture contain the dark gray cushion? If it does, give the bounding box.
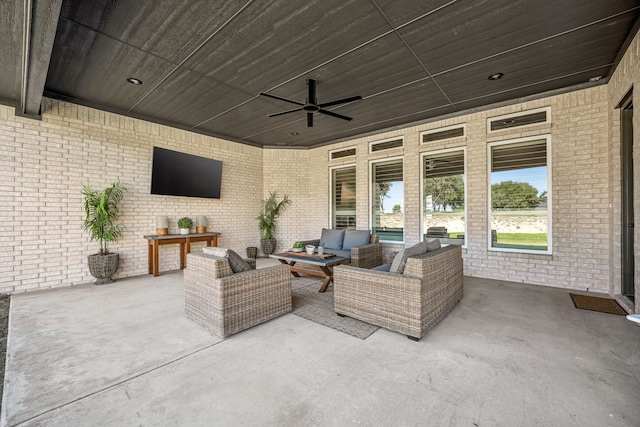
[342,229,371,251]
[226,249,253,273]
[371,263,391,272]
[425,238,441,252]
[389,241,428,274]
[319,228,345,250]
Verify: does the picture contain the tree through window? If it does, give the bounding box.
[422,149,465,245]
[371,158,403,242]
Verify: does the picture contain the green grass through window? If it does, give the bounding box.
[494,232,547,251]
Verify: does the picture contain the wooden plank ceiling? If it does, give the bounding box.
[1,0,639,148]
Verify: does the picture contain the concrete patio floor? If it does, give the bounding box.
[2,260,639,427]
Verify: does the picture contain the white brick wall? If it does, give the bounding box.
[0,99,263,293]
[266,86,614,294]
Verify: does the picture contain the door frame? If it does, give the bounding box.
[619,89,634,301]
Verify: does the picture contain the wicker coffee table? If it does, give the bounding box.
[270,251,350,292]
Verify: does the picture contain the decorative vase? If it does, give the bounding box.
[156,216,168,235]
[87,253,119,285]
[179,228,190,235]
[261,238,276,255]
[246,246,258,259]
[196,216,207,233]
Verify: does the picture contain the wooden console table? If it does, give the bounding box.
[144,232,220,276]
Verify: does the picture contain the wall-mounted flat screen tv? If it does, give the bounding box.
[150,147,222,199]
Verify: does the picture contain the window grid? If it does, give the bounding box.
[488,136,552,254]
[422,148,466,246]
[331,165,356,229]
[370,157,404,242]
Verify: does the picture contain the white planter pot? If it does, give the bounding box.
[179,228,190,235]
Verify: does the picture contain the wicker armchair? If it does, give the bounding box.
[184,251,292,338]
[333,245,463,341]
[299,233,382,269]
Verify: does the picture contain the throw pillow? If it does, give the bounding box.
[226,249,253,273]
[389,249,405,273]
[203,247,229,257]
[425,238,441,252]
[319,228,346,250]
[389,241,428,274]
[342,229,371,251]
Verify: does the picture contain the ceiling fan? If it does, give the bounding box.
[260,78,362,127]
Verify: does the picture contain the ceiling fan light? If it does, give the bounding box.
[126,77,143,85]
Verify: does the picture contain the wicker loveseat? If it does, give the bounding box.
[333,245,463,341]
[299,228,382,269]
[184,251,292,338]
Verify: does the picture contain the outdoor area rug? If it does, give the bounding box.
[291,277,379,339]
[570,293,627,315]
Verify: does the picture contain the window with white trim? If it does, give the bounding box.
[422,149,465,245]
[489,136,551,253]
[331,165,356,229]
[371,157,403,242]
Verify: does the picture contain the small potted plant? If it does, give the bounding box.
[82,181,127,285]
[178,217,193,234]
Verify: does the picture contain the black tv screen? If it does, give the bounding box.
[150,147,222,199]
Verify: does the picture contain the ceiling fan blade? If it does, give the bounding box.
[260,92,304,106]
[318,95,362,108]
[307,112,314,127]
[307,79,317,104]
[318,109,353,121]
[267,107,304,118]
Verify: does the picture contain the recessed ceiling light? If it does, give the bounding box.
[488,73,504,81]
[126,77,143,85]
[291,132,299,136]
[588,76,602,82]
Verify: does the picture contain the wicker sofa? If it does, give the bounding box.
[184,251,292,338]
[299,229,382,269]
[333,245,463,341]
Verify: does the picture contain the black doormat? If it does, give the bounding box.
[570,294,627,315]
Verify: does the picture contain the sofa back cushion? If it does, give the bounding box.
[320,228,345,250]
[202,247,228,257]
[426,238,441,252]
[342,229,371,251]
[389,241,427,274]
[389,239,441,274]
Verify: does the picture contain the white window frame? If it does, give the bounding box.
[487,134,552,255]
[328,146,356,162]
[368,136,404,154]
[329,163,356,229]
[487,107,551,134]
[420,147,467,247]
[420,124,466,144]
[369,155,404,243]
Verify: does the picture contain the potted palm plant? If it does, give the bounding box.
[82,181,127,285]
[256,191,291,255]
